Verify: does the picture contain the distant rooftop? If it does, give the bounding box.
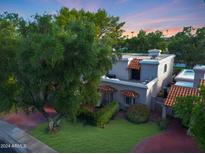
[175,81,194,88]
[119,49,174,63]
[121,53,171,61]
[175,69,195,83]
[119,53,175,66]
[194,65,205,71]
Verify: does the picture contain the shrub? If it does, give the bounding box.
[126,104,150,123]
[95,101,119,128]
[173,96,199,127]
[190,103,205,151]
[77,104,96,125]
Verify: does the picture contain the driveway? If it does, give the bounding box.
[131,119,202,153]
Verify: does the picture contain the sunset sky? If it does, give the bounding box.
[0,0,205,37]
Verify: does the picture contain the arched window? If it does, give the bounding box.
[99,85,116,105]
[121,90,139,105]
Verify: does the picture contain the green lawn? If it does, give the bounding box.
[30,119,160,153]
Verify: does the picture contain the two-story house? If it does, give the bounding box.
[99,49,175,109]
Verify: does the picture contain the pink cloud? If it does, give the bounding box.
[121,0,205,35]
[123,25,203,38]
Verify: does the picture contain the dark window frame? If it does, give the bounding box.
[131,69,140,80]
[125,97,136,105]
[164,64,167,73]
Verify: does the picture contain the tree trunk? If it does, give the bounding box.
[39,108,58,132]
[47,113,64,132]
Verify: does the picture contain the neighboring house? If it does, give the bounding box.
[164,65,205,118]
[99,49,175,109]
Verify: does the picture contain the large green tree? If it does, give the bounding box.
[0,12,20,112]
[0,8,124,131]
[124,30,167,53]
[173,86,205,151]
[168,26,205,67]
[173,96,199,127]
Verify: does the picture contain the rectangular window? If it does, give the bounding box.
[125,97,136,105]
[125,97,132,105]
[101,92,114,105]
[133,98,136,104]
[131,69,140,80]
[109,92,113,102]
[164,64,167,73]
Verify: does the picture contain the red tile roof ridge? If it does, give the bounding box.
[128,58,142,70]
[165,85,199,107]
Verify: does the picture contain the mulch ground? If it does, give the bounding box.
[1,106,56,131]
[131,118,202,153]
[2,112,46,131]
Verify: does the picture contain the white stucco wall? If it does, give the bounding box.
[108,59,129,80]
[100,81,148,109]
[157,56,175,90]
[101,54,175,110]
[140,63,158,82]
[146,78,158,106]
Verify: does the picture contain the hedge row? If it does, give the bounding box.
[77,104,96,124]
[95,101,119,128]
[77,101,119,128]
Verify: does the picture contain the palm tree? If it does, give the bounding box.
[131,31,134,38]
[166,29,168,36]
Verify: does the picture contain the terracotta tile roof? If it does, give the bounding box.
[121,90,139,98]
[165,85,199,107]
[99,85,117,92]
[200,79,205,86]
[128,58,141,70]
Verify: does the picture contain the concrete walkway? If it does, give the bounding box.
[0,120,56,153]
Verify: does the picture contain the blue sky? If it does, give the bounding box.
[0,0,205,36]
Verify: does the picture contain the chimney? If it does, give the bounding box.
[148,49,161,59]
[193,65,205,88]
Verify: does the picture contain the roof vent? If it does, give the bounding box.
[148,49,161,59]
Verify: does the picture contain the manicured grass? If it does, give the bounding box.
[30,118,160,153]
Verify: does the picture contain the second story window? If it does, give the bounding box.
[128,58,141,80]
[131,69,140,80]
[164,64,167,73]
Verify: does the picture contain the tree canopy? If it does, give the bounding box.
[173,86,205,151]
[121,26,205,67]
[121,30,167,53]
[168,27,205,67]
[0,8,124,131]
